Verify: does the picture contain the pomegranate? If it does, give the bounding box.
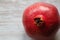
[22,2,59,40]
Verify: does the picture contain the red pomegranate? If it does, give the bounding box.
[22,2,59,40]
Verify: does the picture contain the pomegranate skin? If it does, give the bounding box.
[59,16,60,26]
[22,2,59,40]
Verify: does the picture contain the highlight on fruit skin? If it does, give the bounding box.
[22,2,59,40]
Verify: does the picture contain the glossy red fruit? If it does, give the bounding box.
[22,2,59,40]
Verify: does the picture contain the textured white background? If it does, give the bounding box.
[0,0,59,40]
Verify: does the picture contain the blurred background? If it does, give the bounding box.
[0,0,59,40]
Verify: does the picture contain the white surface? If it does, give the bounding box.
[0,0,59,40]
